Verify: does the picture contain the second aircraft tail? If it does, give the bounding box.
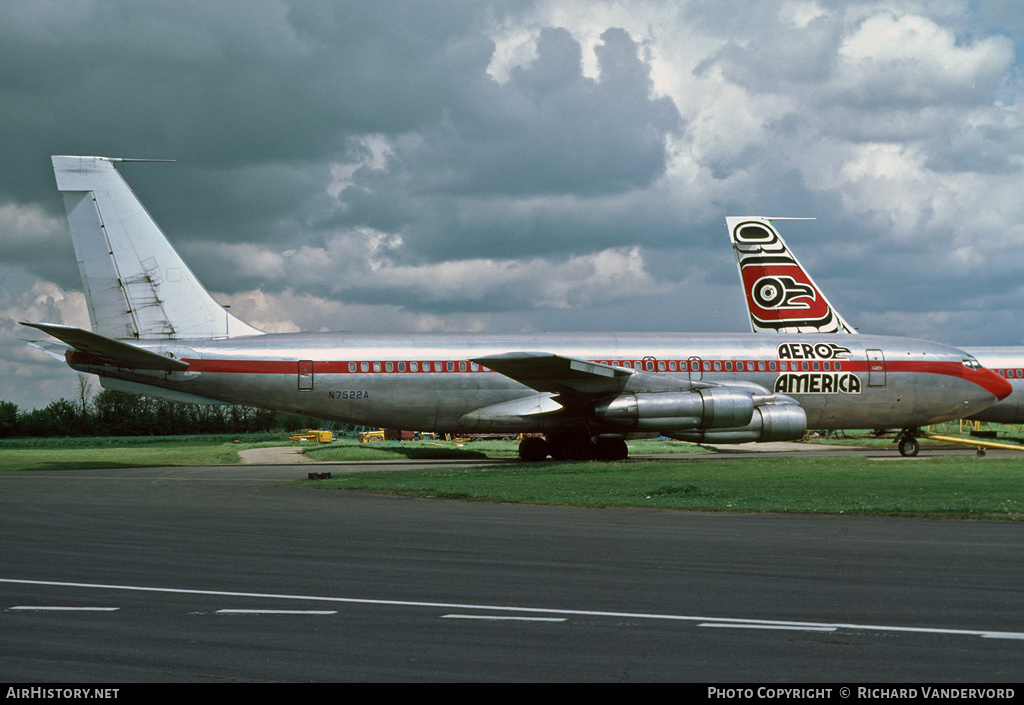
[726,216,856,335]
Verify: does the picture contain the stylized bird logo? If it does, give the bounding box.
[751,275,816,310]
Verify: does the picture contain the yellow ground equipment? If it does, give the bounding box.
[923,433,1024,457]
[288,430,333,443]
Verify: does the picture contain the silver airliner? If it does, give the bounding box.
[20,157,1011,461]
[727,215,1024,454]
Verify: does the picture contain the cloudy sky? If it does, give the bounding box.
[3,0,1024,409]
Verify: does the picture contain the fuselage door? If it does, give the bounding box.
[642,356,658,372]
[298,360,314,391]
[866,349,886,387]
[688,356,703,382]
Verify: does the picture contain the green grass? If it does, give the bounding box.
[299,455,1024,520]
[0,433,284,471]
[0,432,286,450]
[4,432,1023,520]
[304,438,516,461]
[0,443,243,471]
[301,436,709,462]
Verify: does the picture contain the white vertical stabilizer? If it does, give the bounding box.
[52,156,263,340]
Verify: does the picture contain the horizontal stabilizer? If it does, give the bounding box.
[26,340,70,361]
[20,321,189,371]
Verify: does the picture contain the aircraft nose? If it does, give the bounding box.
[974,367,1014,401]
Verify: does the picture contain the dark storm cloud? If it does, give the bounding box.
[0,1,516,257]
[1,1,678,291]
[329,26,682,263]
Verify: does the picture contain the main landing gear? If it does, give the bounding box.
[518,433,629,462]
[895,429,921,457]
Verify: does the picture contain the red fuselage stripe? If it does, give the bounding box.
[178,357,1008,398]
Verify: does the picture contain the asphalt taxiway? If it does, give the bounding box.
[2,451,1022,682]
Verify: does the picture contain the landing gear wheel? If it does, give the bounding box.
[595,438,629,461]
[567,440,596,461]
[897,436,920,457]
[555,436,595,461]
[547,432,595,461]
[518,436,550,462]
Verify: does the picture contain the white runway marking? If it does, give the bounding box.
[3,577,1023,640]
[8,606,119,611]
[442,614,566,622]
[216,609,338,615]
[699,622,836,632]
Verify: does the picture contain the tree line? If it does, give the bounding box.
[0,377,311,438]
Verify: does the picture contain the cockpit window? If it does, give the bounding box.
[962,357,981,370]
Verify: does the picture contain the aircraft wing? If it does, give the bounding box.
[20,321,190,371]
[467,351,796,440]
[471,352,635,397]
[472,351,719,398]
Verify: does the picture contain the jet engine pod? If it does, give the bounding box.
[666,402,807,443]
[593,388,755,431]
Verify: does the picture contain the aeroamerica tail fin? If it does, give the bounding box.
[51,156,263,340]
[726,217,857,334]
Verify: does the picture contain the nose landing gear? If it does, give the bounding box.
[895,430,920,457]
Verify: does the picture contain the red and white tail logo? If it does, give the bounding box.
[727,217,856,334]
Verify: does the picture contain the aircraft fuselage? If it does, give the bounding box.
[68,331,1005,433]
